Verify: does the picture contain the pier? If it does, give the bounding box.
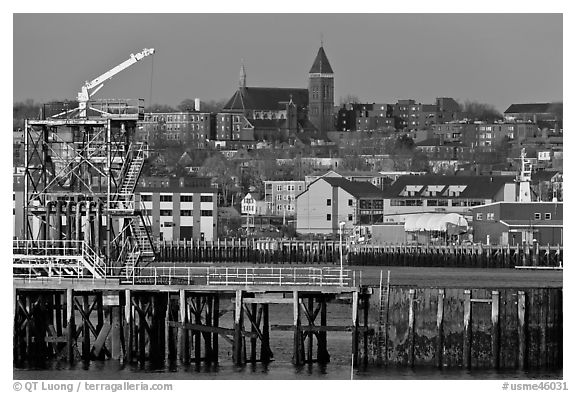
[13,263,370,368]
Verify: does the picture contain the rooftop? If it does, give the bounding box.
[309,46,334,74]
[504,103,555,114]
[322,178,384,198]
[223,87,308,111]
[383,175,516,199]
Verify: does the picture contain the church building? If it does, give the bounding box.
[216,45,335,145]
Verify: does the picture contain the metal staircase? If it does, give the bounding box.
[111,142,156,276]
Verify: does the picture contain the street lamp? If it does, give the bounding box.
[339,221,346,286]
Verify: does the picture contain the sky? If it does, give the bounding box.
[13,13,562,114]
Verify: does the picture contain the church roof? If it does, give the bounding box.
[309,46,334,74]
[222,87,308,111]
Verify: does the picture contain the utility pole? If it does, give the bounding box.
[339,221,345,286]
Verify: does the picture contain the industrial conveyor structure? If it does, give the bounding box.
[17,49,157,279]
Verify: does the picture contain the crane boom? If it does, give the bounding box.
[76,48,155,117]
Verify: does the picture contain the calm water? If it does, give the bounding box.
[14,360,562,380]
[14,329,562,380]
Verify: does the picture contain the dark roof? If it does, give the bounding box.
[247,119,282,128]
[531,170,559,182]
[383,175,516,199]
[323,178,384,198]
[309,46,334,74]
[504,103,552,114]
[223,87,308,111]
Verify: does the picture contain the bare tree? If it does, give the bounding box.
[338,94,361,106]
[460,100,502,122]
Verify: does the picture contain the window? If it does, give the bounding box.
[487,213,495,220]
[160,195,172,202]
[180,195,193,202]
[298,185,303,191]
[348,214,353,221]
[348,199,353,206]
[476,213,483,221]
[534,213,541,220]
[277,185,282,191]
[201,210,213,216]
[277,195,282,201]
[181,210,192,216]
[326,199,331,206]
[200,195,212,202]
[141,194,152,201]
[326,214,332,221]
[160,210,172,216]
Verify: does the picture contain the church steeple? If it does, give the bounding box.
[308,44,334,135]
[239,60,247,90]
[309,45,334,75]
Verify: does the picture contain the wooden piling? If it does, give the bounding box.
[436,289,445,368]
[111,304,122,360]
[292,290,301,365]
[250,303,257,363]
[123,289,132,363]
[66,288,76,363]
[164,293,170,362]
[212,295,219,364]
[233,290,243,366]
[317,296,329,363]
[178,289,188,364]
[352,291,359,367]
[408,289,415,368]
[138,297,146,364]
[517,290,526,369]
[463,290,472,369]
[205,295,213,363]
[540,289,548,368]
[194,296,201,363]
[491,290,500,369]
[261,303,271,363]
[307,297,313,363]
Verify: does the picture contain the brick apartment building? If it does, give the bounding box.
[138,111,215,148]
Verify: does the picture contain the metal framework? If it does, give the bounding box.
[22,110,155,274]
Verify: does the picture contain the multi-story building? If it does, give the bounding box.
[296,178,385,235]
[470,202,562,245]
[136,176,217,241]
[335,103,396,132]
[504,103,562,131]
[394,98,462,131]
[432,122,539,149]
[415,139,474,161]
[138,111,215,148]
[381,175,517,221]
[264,180,306,217]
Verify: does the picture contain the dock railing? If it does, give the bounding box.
[115,266,352,287]
[13,240,106,279]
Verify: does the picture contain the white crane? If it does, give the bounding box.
[76,48,155,117]
[51,48,155,119]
